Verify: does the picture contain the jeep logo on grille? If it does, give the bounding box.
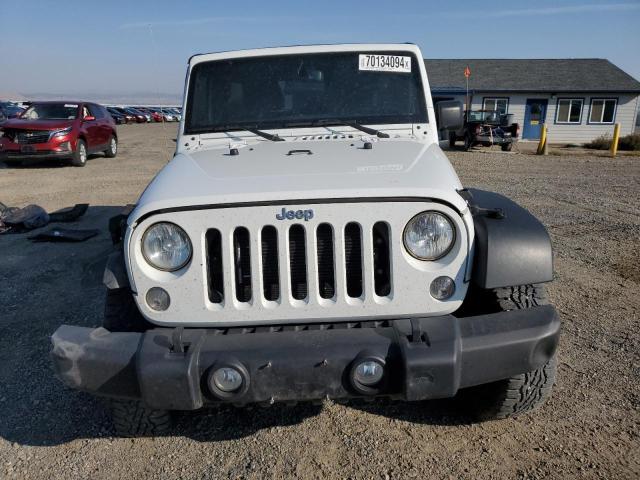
[276,207,314,221]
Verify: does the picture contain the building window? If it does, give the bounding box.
[483,97,509,115]
[589,99,617,124]
[556,99,583,124]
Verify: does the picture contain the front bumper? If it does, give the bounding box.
[0,137,75,161]
[51,306,559,410]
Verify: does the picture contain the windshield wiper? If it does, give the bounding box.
[246,128,285,142]
[310,119,390,138]
[190,125,285,141]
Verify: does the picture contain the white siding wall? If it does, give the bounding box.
[468,91,639,143]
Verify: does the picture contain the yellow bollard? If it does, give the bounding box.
[610,123,621,157]
[537,124,547,155]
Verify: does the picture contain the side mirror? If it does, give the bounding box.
[83,115,96,122]
[436,101,464,131]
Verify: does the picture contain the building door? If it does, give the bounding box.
[523,99,548,139]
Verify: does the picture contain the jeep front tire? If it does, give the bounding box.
[109,399,171,437]
[458,284,558,420]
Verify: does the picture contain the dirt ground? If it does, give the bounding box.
[0,123,638,479]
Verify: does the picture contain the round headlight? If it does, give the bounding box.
[403,211,455,260]
[141,222,192,271]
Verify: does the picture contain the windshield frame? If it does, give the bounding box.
[184,50,429,135]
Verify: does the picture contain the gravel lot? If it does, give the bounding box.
[1,123,638,479]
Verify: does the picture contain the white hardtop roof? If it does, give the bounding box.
[189,43,422,66]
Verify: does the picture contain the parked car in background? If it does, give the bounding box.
[0,101,117,167]
[126,107,151,123]
[0,102,26,119]
[119,108,145,123]
[111,107,136,123]
[107,109,127,125]
[168,107,182,121]
[134,107,162,122]
[449,110,519,151]
[150,107,175,122]
[106,107,129,124]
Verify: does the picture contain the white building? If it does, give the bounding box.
[426,59,640,143]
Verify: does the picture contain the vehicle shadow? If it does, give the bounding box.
[173,404,324,442]
[0,154,104,169]
[173,395,472,443]
[345,397,474,426]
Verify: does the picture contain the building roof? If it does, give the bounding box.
[425,59,640,93]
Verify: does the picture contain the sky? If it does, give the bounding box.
[1,0,639,102]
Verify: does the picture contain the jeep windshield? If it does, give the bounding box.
[185,51,428,135]
[21,103,79,120]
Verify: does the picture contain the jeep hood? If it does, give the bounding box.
[130,140,466,223]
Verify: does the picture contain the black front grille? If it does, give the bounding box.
[233,227,252,302]
[344,222,363,298]
[373,222,392,297]
[205,219,393,307]
[206,229,224,303]
[261,226,280,301]
[288,225,308,300]
[316,223,335,299]
[16,130,51,144]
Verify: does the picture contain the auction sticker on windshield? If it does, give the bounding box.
[359,54,411,73]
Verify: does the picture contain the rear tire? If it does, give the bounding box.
[457,284,557,420]
[463,134,473,151]
[109,399,171,437]
[104,136,117,158]
[501,143,513,152]
[71,139,87,167]
[448,132,456,148]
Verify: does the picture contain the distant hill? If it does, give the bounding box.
[0,92,28,101]
[5,92,181,105]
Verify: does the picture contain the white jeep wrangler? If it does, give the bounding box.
[51,44,559,436]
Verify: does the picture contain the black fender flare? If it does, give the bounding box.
[103,206,135,290]
[103,248,129,290]
[466,188,553,289]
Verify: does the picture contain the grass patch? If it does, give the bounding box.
[585,133,640,151]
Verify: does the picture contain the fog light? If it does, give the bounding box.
[211,367,243,392]
[353,360,384,386]
[58,141,71,151]
[430,276,455,300]
[146,287,170,311]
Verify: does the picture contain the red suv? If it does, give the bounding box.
[0,101,117,167]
